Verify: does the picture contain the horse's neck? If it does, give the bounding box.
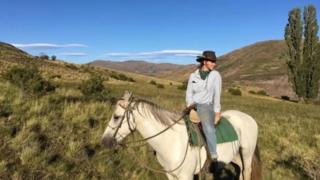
[133,109,188,159]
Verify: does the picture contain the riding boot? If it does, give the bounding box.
[204,156,222,174]
[211,158,219,174]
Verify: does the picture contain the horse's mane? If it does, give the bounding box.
[133,98,183,126]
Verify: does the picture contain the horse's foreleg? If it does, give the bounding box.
[232,155,243,180]
[243,159,253,180]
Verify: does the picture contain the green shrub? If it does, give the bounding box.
[108,72,134,82]
[110,72,119,80]
[228,88,242,96]
[128,77,136,82]
[281,95,290,101]
[256,90,268,96]
[4,66,55,96]
[0,103,12,118]
[79,76,109,101]
[39,54,49,60]
[156,84,164,89]
[177,80,188,90]
[65,63,78,70]
[118,73,128,81]
[150,80,157,85]
[51,55,57,61]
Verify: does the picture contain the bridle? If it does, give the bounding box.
[106,97,191,178]
[109,98,137,141]
[108,97,188,146]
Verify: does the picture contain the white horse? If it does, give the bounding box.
[101,91,261,180]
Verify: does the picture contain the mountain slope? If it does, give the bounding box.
[218,40,288,81]
[160,40,293,98]
[217,40,294,98]
[0,43,180,86]
[88,60,195,77]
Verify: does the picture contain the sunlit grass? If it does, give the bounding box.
[0,72,319,179]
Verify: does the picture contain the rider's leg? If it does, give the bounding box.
[196,103,217,159]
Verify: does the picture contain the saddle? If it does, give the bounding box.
[183,110,238,147]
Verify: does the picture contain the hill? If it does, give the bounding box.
[88,40,294,98]
[0,43,179,86]
[217,40,295,98]
[162,40,293,98]
[88,60,195,77]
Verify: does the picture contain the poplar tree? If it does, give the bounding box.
[285,5,320,100]
[303,5,320,99]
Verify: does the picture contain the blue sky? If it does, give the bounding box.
[1,0,320,64]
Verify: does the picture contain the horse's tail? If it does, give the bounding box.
[251,145,262,180]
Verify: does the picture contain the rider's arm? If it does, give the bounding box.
[186,74,195,107]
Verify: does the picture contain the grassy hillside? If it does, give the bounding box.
[0,43,180,87]
[159,40,294,98]
[218,40,288,81]
[88,60,189,77]
[1,74,319,179]
[0,43,319,179]
[217,40,294,98]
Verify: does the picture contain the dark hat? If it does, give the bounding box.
[196,50,217,62]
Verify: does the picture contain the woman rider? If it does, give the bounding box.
[185,50,222,164]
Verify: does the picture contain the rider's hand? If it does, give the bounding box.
[183,104,196,114]
[214,112,221,125]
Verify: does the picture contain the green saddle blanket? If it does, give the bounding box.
[184,115,238,146]
[216,116,238,144]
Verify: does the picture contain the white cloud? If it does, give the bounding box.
[56,52,88,56]
[12,43,88,49]
[104,50,202,59]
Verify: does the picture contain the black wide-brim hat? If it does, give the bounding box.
[196,50,217,62]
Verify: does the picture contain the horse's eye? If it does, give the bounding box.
[114,115,121,121]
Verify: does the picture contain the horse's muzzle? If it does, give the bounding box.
[101,136,116,148]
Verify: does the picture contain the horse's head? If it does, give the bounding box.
[101,91,137,148]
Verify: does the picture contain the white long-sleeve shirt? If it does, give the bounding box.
[186,69,222,113]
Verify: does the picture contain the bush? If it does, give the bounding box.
[178,80,188,90]
[256,90,268,96]
[249,90,256,94]
[110,72,119,80]
[228,88,242,96]
[4,66,56,96]
[150,80,157,85]
[79,76,109,101]
[156,84,164,89]
[108,72,134,82]
[0,103,12,118]
[39,54,49,60]
[281,95,290,101]
[51,55,57,61]
[128,77,135,82]
[118,73,128,81]
[65,63,78,70]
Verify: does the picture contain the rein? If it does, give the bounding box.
[109,98,190,178]
[110,98,187,146]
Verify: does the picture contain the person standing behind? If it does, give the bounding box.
[185,50,222,163]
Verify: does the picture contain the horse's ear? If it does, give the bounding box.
[122,90,133,101]
[119,91,133,108]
